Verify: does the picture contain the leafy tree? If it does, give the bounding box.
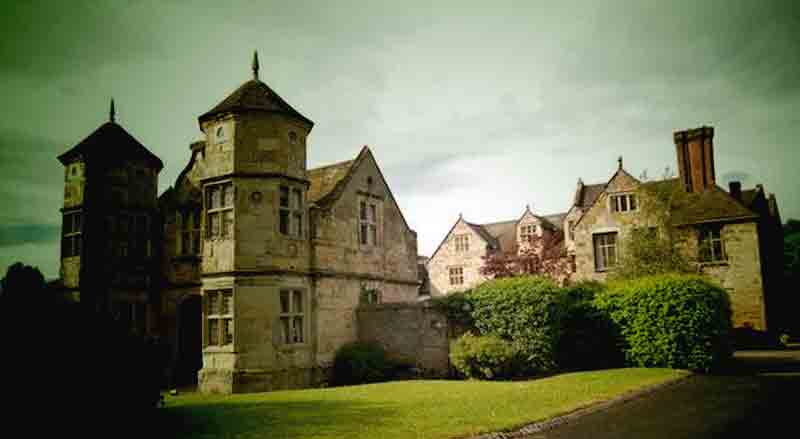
[0,261,52,307]
[611,169,694,281]
[480,230,572,284]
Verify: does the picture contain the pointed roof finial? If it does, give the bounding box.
[252,50,260,81]
[109,98,116,123]
[526,204,531,211]
[618,155,623,170]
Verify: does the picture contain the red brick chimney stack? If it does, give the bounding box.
[674,126,715,193]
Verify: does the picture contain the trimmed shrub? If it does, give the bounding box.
[466,276,566,374]
[430,291,474,328]
[332,342,392,385]
[595,274,733,372]
[449,333,521,379]
[558,282,624,370]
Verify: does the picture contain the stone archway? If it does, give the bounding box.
[175,294,202,387]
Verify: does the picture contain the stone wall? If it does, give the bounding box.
[678,222,767,330]
[357,302,452,376]
[572,169,769,330]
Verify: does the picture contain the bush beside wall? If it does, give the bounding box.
[332,342,393,386]
[595,274,733,372]
[449,333,520,379]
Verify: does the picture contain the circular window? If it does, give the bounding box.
[288,131,298,145]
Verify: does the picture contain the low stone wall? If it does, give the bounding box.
[356,302,454,376]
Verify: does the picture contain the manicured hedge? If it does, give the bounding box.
[558,282,624,371]
[332,342,393,385]
[449,333,520,379]
[595,274,733,372]
[467,277,564,374]
[464,276,621,375]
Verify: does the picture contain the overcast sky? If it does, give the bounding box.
[1,0,798,278]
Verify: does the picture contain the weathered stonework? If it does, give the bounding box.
[357,302,453,376]
[427,207,566,296]
[52,59,420,394]
[428,218,491,296]
[570,131,781,331]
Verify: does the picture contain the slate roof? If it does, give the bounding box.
[198,79,314,126]
[307,159,355,206]
[542,213,567,230]
[642,179,758,225]
[741,189,759,209]
[478,220,517,252]
[469,212,568,254]
[574,183,606,208]
[57,121,163,170]
[466,221,503,250]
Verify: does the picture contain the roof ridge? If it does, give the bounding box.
[308,159,354,172]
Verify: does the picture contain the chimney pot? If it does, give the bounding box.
[729,181,742,201]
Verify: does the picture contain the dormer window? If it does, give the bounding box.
[520,224,536,242]
[610,194,637,213]
[454,234,469,252]
[215,126,226,144]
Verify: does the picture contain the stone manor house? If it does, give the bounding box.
[55,54,419,393]
[428,127,784,331]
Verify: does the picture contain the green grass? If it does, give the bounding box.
[163,368,687,439]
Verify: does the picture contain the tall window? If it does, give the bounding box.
[179,210,202,255]
[206,182,233,239]
[454,234,469,252]
[699,226,726,263]
[593,232,618,271]
[62,211,82,257]
[280,186,304,237]
[520,225,536,242]
[113,301,147,334]
[359,200,378,246]
[132,215,149,258]
[449,267,464,285]
[610,194,637,213]
[206,290,233,347]
[568,221,575,241]
[279,290,305,344]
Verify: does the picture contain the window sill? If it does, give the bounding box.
[699,261,729,267]
[279,234,306,242]
[203,345,234,353]
[594,267,615,273]
[205,237,233,242]
[277,343,311,352]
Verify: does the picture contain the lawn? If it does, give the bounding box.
[163,368,687,439]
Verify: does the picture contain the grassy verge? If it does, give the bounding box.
[163,368,687,439]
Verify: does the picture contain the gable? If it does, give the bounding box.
[324,147,415,234]
[574,167,641,228]
[429,217,490,262]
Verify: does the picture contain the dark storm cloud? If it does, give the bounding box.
[0,128,65,225]
[0,224,60,247]
[0,0,798,269]
[0,0,164,78]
